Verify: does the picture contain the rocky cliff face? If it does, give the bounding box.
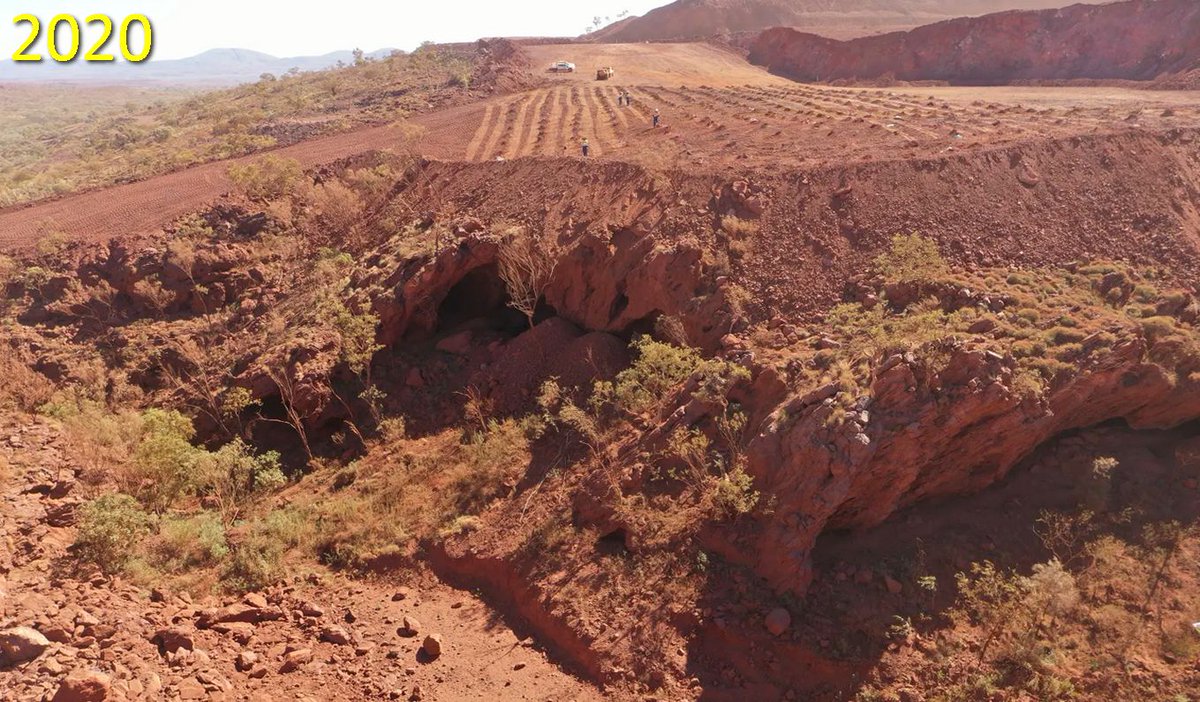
[745,314,1200,593]
[749,0,1200,84]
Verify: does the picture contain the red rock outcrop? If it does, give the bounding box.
[587,0,1107,43]
[744,333,1200,594]
[749,0,1200,84]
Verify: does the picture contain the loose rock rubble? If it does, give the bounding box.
[0,415,602,701]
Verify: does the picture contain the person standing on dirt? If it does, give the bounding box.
[581,137,590,157]
[617,92,625,106]
[653,109,660,128]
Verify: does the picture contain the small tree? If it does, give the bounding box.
[75,494,154,573]
[953,560,1027,663]
[126,408,203,514]
[197,438,285,525]
[497,227,558,328]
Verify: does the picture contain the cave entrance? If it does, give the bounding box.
[436,264,524,333]
[595,528,630,558]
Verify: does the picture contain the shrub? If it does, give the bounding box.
[1141,316,1177,342]
[151,512,229,569]
[222,507,315,591]
[331,305,381,378]
[953,560,1026,661]
[0,255,17,287]
[873,234,948,282]
[592,337,710,415]
[310,180,364,235]
[313,493,409,569]
[1080,456,1117,511]
[497,227,559,328]
[223,538,285,592]
[75,494,154,573]
[379,416,407,441]
[720,215,758,238]
[713,466,759,517]
[438,515,483,538]
[1022,559,1079,623]
[1045,327,1086,345]
[42,398,143,483]
[227,155,303,202]
[126,408,203,513]
[196,438,285,524]
[0,349,55,412]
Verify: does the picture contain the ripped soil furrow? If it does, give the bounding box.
[586,87,620,154]
[569,87,596,156]
[606,87,631,131]
[503,92,537,159]
[538,87,566,156]
[493,97,526,160]
[478,96,514,161]
[553,87,575,156]
[763,88,934,141]
[464,101,497,161]
[632,87,678,123]
[513,89,549,158]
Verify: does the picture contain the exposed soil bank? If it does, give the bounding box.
[750,0,1200,84]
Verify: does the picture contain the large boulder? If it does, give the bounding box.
[0,627,50,664]
[151,626,194,655]
[51,670,111,702]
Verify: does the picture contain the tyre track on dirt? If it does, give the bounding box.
[0,121,422,252]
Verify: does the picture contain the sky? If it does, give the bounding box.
[5,1,670,61]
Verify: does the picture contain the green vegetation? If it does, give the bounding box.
[874,233,949,283]
[0,46,475,206]
[228,155,303,202]
[75,494,155,573]
[0,84,186,206]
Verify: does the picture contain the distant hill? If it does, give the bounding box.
[748,0,1200,83]
[0,47,398,85]
[587,0,1111,42]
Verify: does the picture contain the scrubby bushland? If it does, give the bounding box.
[0,44,479,206]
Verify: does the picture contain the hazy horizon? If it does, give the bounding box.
[4,1,668,64]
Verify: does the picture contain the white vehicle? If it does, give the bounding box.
[549,60,575,73]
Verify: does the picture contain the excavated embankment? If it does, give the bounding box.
[749,0,1200,84]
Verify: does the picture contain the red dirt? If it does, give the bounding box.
[749,0,1200,84]
[6,42,1200,256]
[0,415,605,702]
[5,32,1200,702]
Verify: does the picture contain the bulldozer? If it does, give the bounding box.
[595,67,615,81]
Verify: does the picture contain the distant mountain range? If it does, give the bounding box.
[0,47,399,85]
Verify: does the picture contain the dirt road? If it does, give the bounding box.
[2,39,1199,253]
